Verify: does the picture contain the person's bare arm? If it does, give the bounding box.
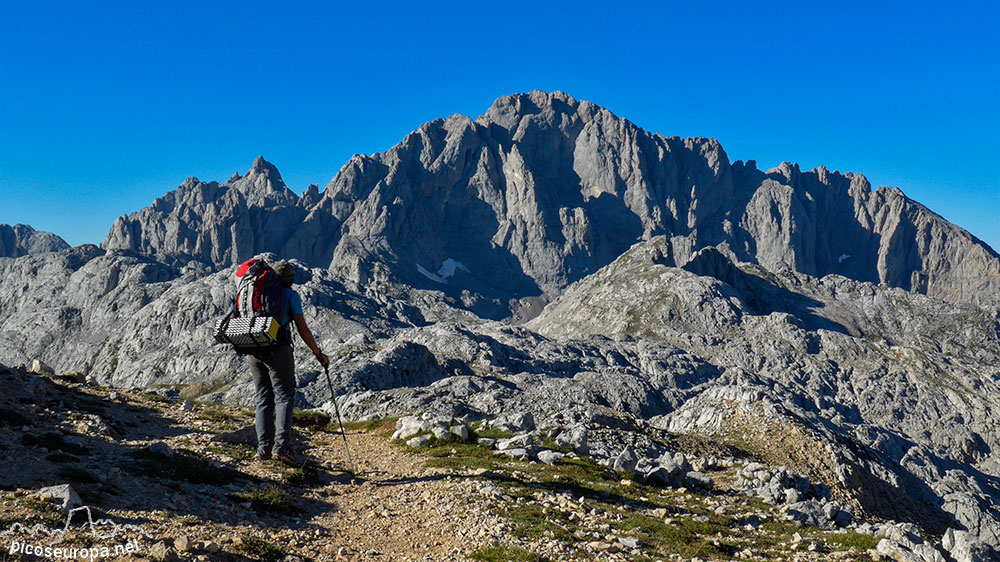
[293,314,329,367]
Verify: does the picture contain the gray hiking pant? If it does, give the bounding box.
[248,344,296,455]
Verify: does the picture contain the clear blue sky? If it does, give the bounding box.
[2,1,998,250]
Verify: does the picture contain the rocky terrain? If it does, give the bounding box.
[1,91,999,561]
[0,224,69,258]
[3,363,992,562]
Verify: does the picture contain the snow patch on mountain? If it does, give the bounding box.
[417,259,471,284]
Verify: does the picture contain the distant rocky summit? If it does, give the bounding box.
[102,91,999,313]
[0,223,69,257]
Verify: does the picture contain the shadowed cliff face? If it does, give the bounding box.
[101,91,1000,312]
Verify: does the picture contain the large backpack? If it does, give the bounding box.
[214,258,291,351]
[234,258,287,321]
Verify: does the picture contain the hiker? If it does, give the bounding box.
[248,260,329,464]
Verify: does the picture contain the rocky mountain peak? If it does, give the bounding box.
[0,224,70,257]
[101,157,307,267]
[95,92,1000,310]
[228,156,295,206]
[476,90,583,131]
[249,155,280,177]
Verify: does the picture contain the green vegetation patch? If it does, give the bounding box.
[469,545,548,562]
[505,502,579,542]
[292,408,331,431]
[613,512,737,559]
[472,427,515,440]
[230,485,300,515]
[140,391,171,404]
[423,440,501,471]
[398,421,897,562]
[823,530,881,551]
[282,464,326,488]
[208,442,256,461]
[198,405,244,425]
[238,534,287,562]
[341,417,397,434]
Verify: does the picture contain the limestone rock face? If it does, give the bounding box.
[0,224,70,257]
[730,160,1000,309]
[308,91,738,307]
[101,156,308,268]
[97,92,1000,313]
[526,238,1000,547]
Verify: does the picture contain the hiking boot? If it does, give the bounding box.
[256,451,272,462]
[275,447,299,466]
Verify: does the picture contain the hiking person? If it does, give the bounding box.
[247,260,329,464]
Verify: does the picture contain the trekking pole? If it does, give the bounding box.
[323,365,356,475]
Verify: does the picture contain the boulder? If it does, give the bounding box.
[489,412,535,433]
[612,446,638,474]
[496,434,533,451]
[392,416,432,441]
[406,435,431,448]
[554,426,589,455]
[30,360,54,376]
[537,450,565,465]
[498,448,532,462]
[684,471,714,491]
[147,442,174,458]
[450,424,470,442]
[431,427,452,440]
[148,541,180,562]
[942,528,995,562]
[35,484,81,512]
[173,536,194,552]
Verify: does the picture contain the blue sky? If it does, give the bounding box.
[2,1,998,250]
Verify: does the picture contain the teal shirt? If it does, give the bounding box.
[280,288,304,331]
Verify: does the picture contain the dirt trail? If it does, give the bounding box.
[0,370,506,562]
[286,428,506,561]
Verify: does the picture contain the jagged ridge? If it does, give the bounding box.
[101,91,1000,312]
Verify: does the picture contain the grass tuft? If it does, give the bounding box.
[292,409,331,431]
[199,406,242,424]
[238,534,287,562]
[207,443,256,461]
[230,485,300,515]
[283,464,326,488]
[341,417,397,433]
[140,391,171,404]
[824,531,881,551]
[469,545,548,562]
